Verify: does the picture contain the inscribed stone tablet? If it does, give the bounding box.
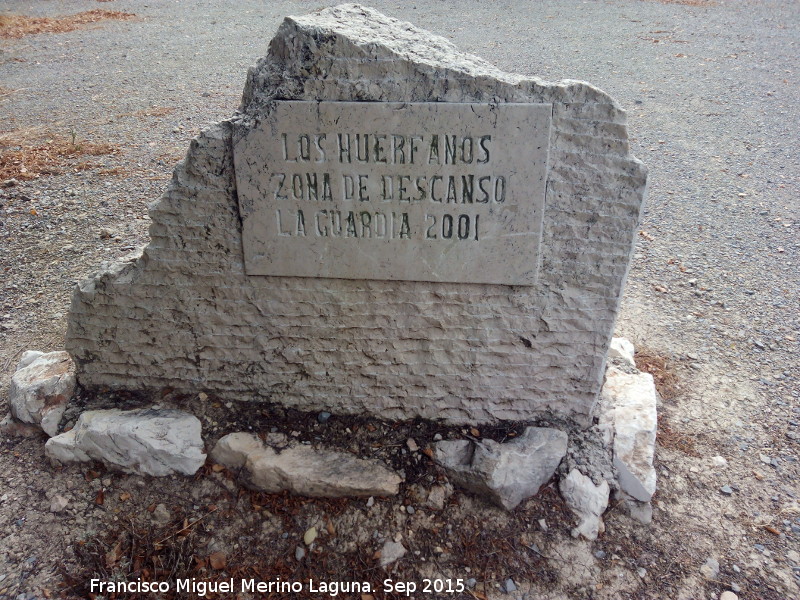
[234,101,551,285]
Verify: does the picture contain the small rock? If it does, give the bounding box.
[16,351,44,370]
[465,578,477,589]
[304,527,317,545]
[45,408,206,476]
[425,485,450,511]
[637,567,647,578]
[366,496,375,508]
[503,578,517,593]
[432,426,567,510]
[608,337,636,367]
[295,546,305,561]
[406,505,415,515]
[731,582,741,592]
[9,351,75,437]
[712,456,728,468]
[720,592,738,600]
[594,550,607,559]
[433,433,443,441]
[49,495,69,513]
[559,469,610,540]
[720,485,734,496]
[210,432,265,469]
[317,411,331,424]
[700,557,719,580]
[406,438,419,452]
[152,503,171,526]
[538,518,548,531]
[379,540,406,568]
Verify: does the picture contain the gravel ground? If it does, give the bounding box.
[1,0,798,599]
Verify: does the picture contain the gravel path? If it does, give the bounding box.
[1,0,798,598]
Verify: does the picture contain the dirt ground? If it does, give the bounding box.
[1,1,798,599]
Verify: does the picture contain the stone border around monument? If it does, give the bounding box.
[65,4,648,427]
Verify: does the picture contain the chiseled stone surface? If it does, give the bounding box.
[9,351,75,437]
[65,4,647,425]
[235,101,551,285]
[432,426,568,510]
[599,365,658,501]
[211,432,402,498]
[45,408,206,476]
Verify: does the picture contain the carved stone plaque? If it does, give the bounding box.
[234,101,551,285]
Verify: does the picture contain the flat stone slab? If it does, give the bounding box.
[432,426,567,510]
[45,408,206,476]
[9,351,75,437]
[235,101,550,285]
[211,432,402,498]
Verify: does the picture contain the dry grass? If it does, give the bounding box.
[0,10,135,39]
[0,130,120,180]
[657,414,700,457]
[634,347,679,401]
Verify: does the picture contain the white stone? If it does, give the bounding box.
[210,432,264,469]
[700,557,719,580]
[711,455,728,468]
[211,432,402,498]
[17,350,44,370]
[44,408,206,476]
[599,366,657,502]
[49,495,69,513]
[9,351,75,437]
[720,592,738,600]
[559,469,610,540]
[65,4,647,428]
[432,426,567,510]
[608,337,636,367]
[379,540,406,568]
[425,484,451,511]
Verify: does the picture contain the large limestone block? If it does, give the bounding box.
[65,4,647,426]
[9,351,75,437]
[45,408,206,476]
[432,426,567,510]
[599,366,657,501]
[211,432,402,498]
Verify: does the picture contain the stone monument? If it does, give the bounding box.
[65,4,647,427]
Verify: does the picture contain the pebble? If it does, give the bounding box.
[317,412,331,424]
[304,526,317,545]
[406,438,419,452]
[433,433,443,441]
[720,592,738,600]
[711,456,728,467]
[538,518,548,531]
[466,578,477,589]
[366,496,375,508]
[720,485,734,495]
[503,578,517,593]
[295,546,305,561]
[637,567,647,578]
[406,506,415,515]
[700,557,719,580]
[731,582,742,592]
[594,550,607,559]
